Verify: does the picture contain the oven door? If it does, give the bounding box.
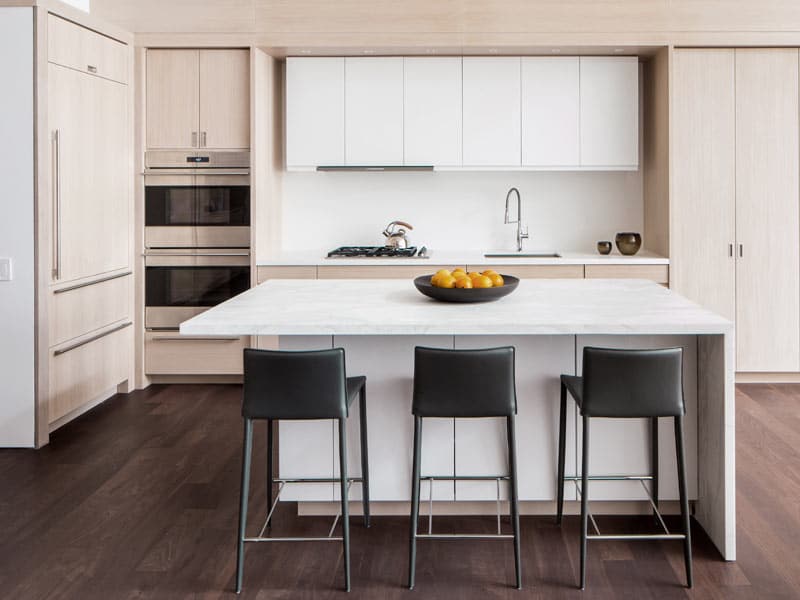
[145,250,251,330]
[145,174,250,249]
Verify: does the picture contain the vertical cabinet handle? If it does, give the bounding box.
[738,244,743,258]
[201,131,207,147]
[728,243,733,257]
[52,129,61,280]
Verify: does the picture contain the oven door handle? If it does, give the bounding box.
[143,252,251,257]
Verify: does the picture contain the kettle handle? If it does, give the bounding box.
[389,220,414,230]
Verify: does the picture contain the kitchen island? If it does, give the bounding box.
[181,278,735,560]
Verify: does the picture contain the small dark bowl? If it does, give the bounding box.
[414,275,520,303]
[597,241,612,255]
[615,232,642,256]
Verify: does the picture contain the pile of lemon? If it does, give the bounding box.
[430,268,504,289]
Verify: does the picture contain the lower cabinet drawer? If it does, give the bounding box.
[49,323,132,424]
[317,265,462,279]
[145,332,247,375]
[584,264,669,284]
[50,273,131,347]
[468,265,585,279]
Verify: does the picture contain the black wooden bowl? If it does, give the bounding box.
[413,275,520,303]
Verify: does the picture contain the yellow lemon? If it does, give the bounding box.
[455,276,473,289]
[472,275,493,288]
[481,269,498,277]
[435,269,452,279]
[467,271,483,280]
[488,273,504,287]
[452,267,466,276]
[438,275,457,289]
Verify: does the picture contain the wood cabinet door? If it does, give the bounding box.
[735,49,800,371]
[146,49,199,149]
[285,57,345,168]
[579,57,639,168]
[403,57,462,166]
[521,57,579,167]
[199,49,250,149]
[671,49,736,322]
[462,57,521,166]
[344,57,404,165]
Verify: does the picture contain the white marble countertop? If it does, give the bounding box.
[256,249,669,267]
[181,278,731,337]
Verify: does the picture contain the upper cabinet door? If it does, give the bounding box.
[521,57,579,167]
[199,50,250,149]
[404,57,462,166]
[146,49,200,149]
[345,57,404,166]
[462,57,521,167]
[579,57,639,168]
[286,57,345,168]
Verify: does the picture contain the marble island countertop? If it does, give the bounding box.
[256,249,669,267]
[181,278,730,337]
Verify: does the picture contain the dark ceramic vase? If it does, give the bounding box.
[597,241,612,255]
[615,232,642,256]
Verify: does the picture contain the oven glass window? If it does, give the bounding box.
[145,186,250,226]
[145,266,251,307]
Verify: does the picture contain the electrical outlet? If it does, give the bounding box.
[0,257,12,281]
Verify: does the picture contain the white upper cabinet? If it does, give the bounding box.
[345,57,404,166]
[286,57,345,168]
[462,57,521,166]
[579,57,639,168]
[403,57,462,166]
[521,57,580,167]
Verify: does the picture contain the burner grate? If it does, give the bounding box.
[327,246,419,258]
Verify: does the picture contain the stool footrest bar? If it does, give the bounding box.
[587,534,686,541]
[244,536,344,543]
[564,475,653,481]
[414,534,515,540]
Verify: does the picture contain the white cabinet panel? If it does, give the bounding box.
[521,57,579,167]
[462,57,521,167]
[285,57,345,168]
[345,57,404,166]
[580,57,639,168]
[403,57,462,166]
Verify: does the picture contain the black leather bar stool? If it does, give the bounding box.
[556,347,692,590]
[236,348,370,593]
[408,346,521,590]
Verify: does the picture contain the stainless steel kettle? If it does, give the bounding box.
[382,221,414,248]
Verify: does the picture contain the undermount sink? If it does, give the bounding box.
[484,252,562,258]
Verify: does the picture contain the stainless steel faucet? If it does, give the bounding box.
[504,187,529,252]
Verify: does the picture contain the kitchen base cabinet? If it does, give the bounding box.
[144,332,247,375]
[585,264,668,284]
[317,265,461,279]
[468,265,584,279]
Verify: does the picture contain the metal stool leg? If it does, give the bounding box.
[236,419,254,594]
[651,417,659,521]
[579,414,590,590]
[507,415,522,589]
[675,416,693,588]
[266,419,274,528]
[338,418,351,592]
[556,382,567,525]
[359,385,371,528]
[408,416,422,590]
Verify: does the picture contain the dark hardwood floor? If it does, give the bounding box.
[1,383,797,599]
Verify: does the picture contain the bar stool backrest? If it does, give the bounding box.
[582,347,684,418]
[413,346,517,418]
[243,348,348,420]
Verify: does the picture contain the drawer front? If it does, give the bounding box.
[257,265,317,283]
[50,273,131,346]
[585,264,669,284]
[145,332,247,375]
[48,14,128,84]
[50,323,132,423]
[317,265,460,279]
[468,265,584,279]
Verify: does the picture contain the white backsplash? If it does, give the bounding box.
[279,170,643,254]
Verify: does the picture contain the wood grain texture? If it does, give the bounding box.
[199,49,250,149]
[468,264,584,279]
[144,332,246,376]
[0,381,797,596]
[256,265,317,283]
[317,265,461,279]
[642,48,670,258]
[584,264,668,284]
[145,49,199,149]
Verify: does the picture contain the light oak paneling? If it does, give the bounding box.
[468,265,584,279]
[47,13,128,84]
[256,265,317,283]
[642,48,670,258]
[144,332,246,375]
[145,49,199,149]
[734,49,800,372]
[585,264,668,284]
[670,49,736,321]
[199,49,250,149]
[317,265,460,279]
[50,274,131,346]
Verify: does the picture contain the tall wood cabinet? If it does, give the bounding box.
[146,49,250,150]
[672,48,800,372]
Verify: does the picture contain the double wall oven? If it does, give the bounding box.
[144,151,251,374]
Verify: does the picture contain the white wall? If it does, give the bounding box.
[279,170,643,253]
[0,7,35,447]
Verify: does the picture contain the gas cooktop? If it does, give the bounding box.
[326,246,429,259]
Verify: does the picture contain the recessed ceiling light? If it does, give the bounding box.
[551,48,561,54]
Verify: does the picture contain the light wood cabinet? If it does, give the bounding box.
[580,57,639,168]
[146,49,249,150]
[47,14,127,85]
[318,265,459,280]
[521,57,579,167]
[404,57,462,166]
[257,265,317,283]
[462,57,521,166]
[145,332,246,375]
[585,264,668,284]
[468,265,584,279]
[344,57,404,166]
[285,57,344,168]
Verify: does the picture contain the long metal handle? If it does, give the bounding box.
[728,243,733,257]
[143,252,250,257]
[153,336,239,342]
[739,244,743,258]
[53,270,132,294]
[52,129,61,280]
[192,131,198,147]
[53,322,132,356]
